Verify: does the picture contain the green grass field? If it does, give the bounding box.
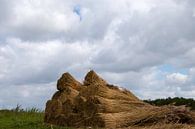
[0,109,72,129]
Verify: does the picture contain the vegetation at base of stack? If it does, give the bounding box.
[0,105,72,129]
[144,97,195,110]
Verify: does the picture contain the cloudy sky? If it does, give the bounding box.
[0,0,195,109]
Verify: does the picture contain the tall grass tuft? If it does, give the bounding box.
[10,104,43,113]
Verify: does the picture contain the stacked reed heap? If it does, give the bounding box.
[44,70,195,128]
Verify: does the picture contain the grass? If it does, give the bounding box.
[0,106,72,129]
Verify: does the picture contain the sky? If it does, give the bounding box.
[0,0,195,109]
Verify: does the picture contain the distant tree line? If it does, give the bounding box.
[144,97,195,110]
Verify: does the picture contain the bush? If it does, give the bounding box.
[144,97,195,110]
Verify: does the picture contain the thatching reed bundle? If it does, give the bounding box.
[84,70,107,86]
[57,72,81,91]
[44,70,195,128]
[52,86,79,103]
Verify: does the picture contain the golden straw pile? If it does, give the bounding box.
[44,70,195,128]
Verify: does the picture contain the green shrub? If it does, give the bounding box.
[144,97,195,110]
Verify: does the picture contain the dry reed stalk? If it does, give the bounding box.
[44,70,195,128]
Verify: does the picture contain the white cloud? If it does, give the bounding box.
[12,0,79,31]
[0,38,94,86]
[0,0,195,108]
[0,82,56,109]
[166,73,188,84]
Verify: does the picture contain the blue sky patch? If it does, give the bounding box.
[73,5,82,21]
[158,64,188,75]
